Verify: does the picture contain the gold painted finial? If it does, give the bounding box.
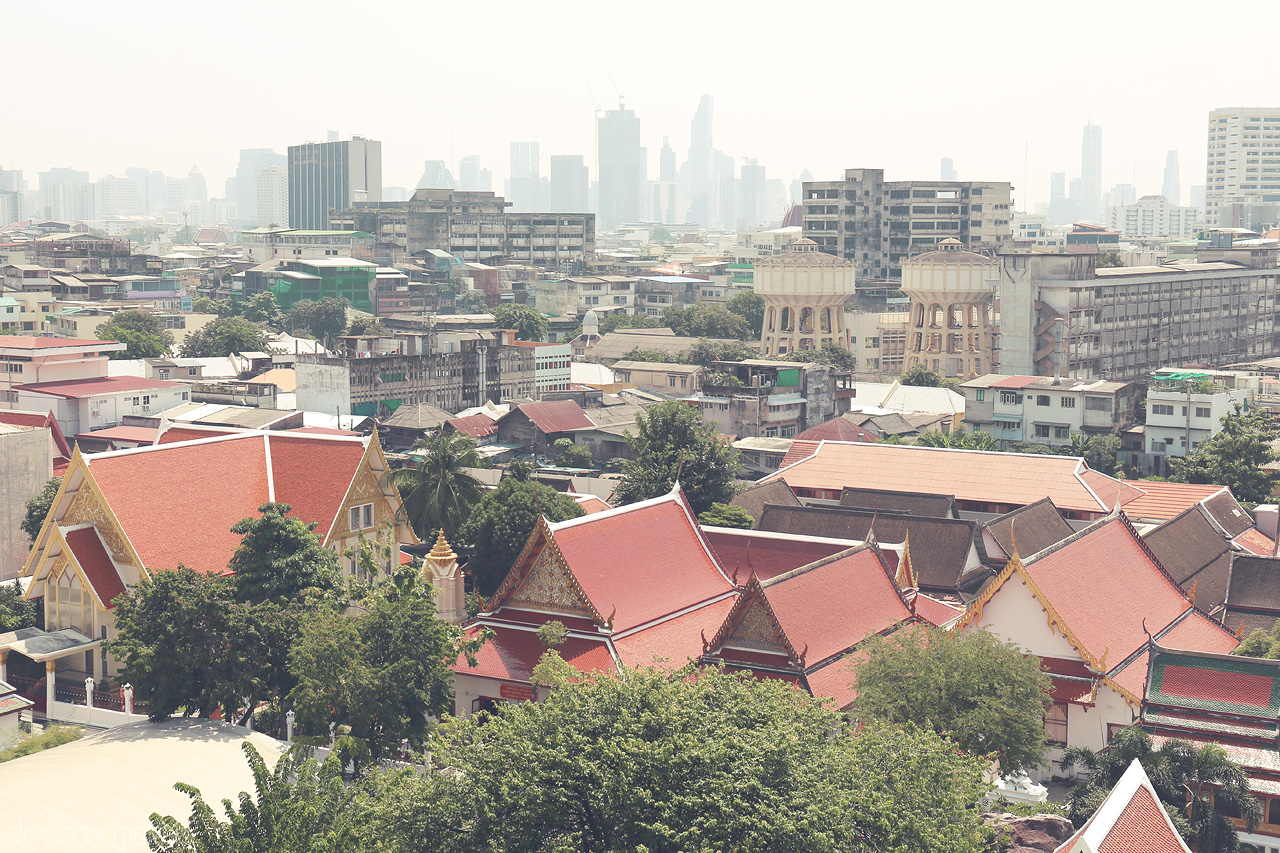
[429,530,456,560]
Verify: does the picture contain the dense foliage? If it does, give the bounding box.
[460,478,584,596]
[550,437,594,468]
[696,501,754,529]
[228,502,340,605]
[1234,617,1280,658]
[96,310,174,359]
[614,400,741,515]
[494,303,549,342]
[392,432,485,540]
[726,289,765,338]
[21,476,61,543]
[899,364,963,393]
[152,667,996,853]
[179,316,271,357]
[854,626,1054,772]
[781,340,858,372]
[0,578,40,633]
[1169,404,1280,506]
[662,303,751,340]
[286,297,349,348]
[1062,726,1259,853]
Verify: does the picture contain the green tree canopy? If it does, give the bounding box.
[916,426,998,451]
[550,437,594,468]
[1169,404,1280,505]
[346,314,383,337]
[726,290,765,338]
[494,303,550,342]
[781,340,858,372]
[615,400,741,515]
[1234,617,1280,659]
[0,579,40,633]
[391,431,486,540]
[96,311,175,359]
[854,625,1053,772]
[21,476,61,544]
[460,478,584,597]
[107,567,266,721]
[900,364,963,393]
[662,303,750,340]
[192,296,236,318]
[1062,726,1260,853]
[228,502,340,605]
[240,291,284,329]
[1096,250,1124,268]
[697,502,754,529]
[179,316,271,358]
[288,567,486,770]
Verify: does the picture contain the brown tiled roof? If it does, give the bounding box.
[1222,554,1280,636]
[756,504,978,594]
[381,402,453,431]
[981,498,1074,562]
[730,479,800,525]
[1201,489,1254,538]
[839,486,956,518]
[1144,505,1235,613]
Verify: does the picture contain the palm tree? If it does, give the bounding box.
[1061,726,1261,853]
[1066,433,1093,458]
[391,431,485,539]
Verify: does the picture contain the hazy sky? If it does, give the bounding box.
[6,0,1279,211]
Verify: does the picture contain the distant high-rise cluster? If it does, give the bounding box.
[287,136,382,230]
[1205,107,1280,229]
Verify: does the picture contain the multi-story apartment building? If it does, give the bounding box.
[240,227,374,263]
[510,341,572,399]
[1205,107,1280,228]
[960,374,1136,449]
[1135,369,1256,475]
[331,189,595,267]
[801,168,1013,282]
[845,310,908,376]
[287,137,382,230]
[1106,195,1202,239]
[241,257,377,313]
[31,233,131,275]
[683,359,853,438]
[294,329,535,417]
[997,238,1280,383]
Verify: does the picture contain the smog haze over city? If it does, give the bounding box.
[6,0,1279,208]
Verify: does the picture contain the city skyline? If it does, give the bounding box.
[3,0,1278,213]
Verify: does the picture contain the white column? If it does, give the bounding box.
[286,709,295,741]
[45,660,55,712]
[123,683,134,716]
[0,650,7,684]
[85,676,94,725]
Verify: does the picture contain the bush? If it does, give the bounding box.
[0,725,83,763]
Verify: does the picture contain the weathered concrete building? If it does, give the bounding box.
[0,423,53,580]
[755,238,856,358]
[901,239,998,379]
[295,330,535,417]
[998,239,1280,382]
[683,359,853,438]
[331,189,595,267]
[802,168,1012,283]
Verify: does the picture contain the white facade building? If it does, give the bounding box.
[1106,195,1202,239]
[1205,107,1280,227]
[511,341,572,399]
[960,374,1136,449]
[1141,369,1256,472]
[257,166,288,228]
[95,175,139,218]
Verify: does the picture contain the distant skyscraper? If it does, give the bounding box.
[597,103,644,228]
[1190,185,1206,211]
[287,136,382,229]
[660,137,676,184]
[1050,172,1066,201]
[478,169,493,191]
[790,169,813,205]
[235,148,286,225]
[739,160,766,230]
[125,167,166,214]
[417,161,455,189]
[941,157,957,181]
[1080,123,1103,223]
[1162,150,1181,206]
[549,154,589,213]
[685,95,715,225]
[458,155,481,191]
[0,168,23,226]
[95,175,139,217]
[186,166,207,204]
[38,167,91,221]
[509,142,541,211]
[257,166,288,227]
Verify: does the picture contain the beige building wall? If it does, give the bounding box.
[901,239,997,379]
[0,426,53,581]
[756,238,857,357]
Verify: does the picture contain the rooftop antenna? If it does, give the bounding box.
[607,73,624,108]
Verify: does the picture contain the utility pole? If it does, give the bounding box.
[1184,379,1193,457]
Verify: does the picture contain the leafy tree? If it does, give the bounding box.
[683,337,754,368]
[146,743,361,853]
[180,317,271,358]
[96,311,174,359]
[391,432,485,540]
[309,297,350,349]
[662,303,750,340]
[346,314,383,337]
[193,296,236,317]
[107,567,264,721]
[596,312,663,336]
[916,426,998,451]
[1234,617,1280,659]
[854,625,1053,772]
[228,502,340,605]
[726,290,765,338]
[1170,404,1280,506]
[697,502,754,529]
[460,478,584,596]
[240,291,284,329]
[615,400,741,515]
[0,579,40,633]
[503,460,534,482]
[371,666,995,853]
[1062,726,1260,853]
[1096,250,1124,268]
[286,299,318,336]
[900,364,963,393]
[649,225,673,244]
[782,340,858,372]
[1083,433,1121,475]
[454,289,489,314]
[21,476,61,544]
[494,304,550,342]
[288,567,487,771]
[550,437,594,468]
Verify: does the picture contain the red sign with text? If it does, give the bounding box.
[499,683,534,702]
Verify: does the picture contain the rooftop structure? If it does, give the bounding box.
[754,238,856,358]
[900,239,998,378]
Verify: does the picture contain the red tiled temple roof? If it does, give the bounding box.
[63,526,125,608]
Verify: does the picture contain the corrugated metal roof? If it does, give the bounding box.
[514,400,595,434]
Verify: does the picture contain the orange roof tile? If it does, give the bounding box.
[803,658,860,711]
[264,434,366,539]
[779,440,820,468]
[794,418,878,443]
[15,375,187,399]
[572,495,613,515]
[1095,785,1188,853]
[701,528,856,582]
[457,624,616,683]
[612,597,736,668]
[762,441,1139,515]
[1121,482,1230,524]
[550,491,736,633]
[156,425,241,444]
[1234,527,1277,557]
[63,526,125,608]
[912,593,964,628]
[0,336,119,350]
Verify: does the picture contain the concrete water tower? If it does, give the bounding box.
[901,238,997,378]
[755,237,857,357]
